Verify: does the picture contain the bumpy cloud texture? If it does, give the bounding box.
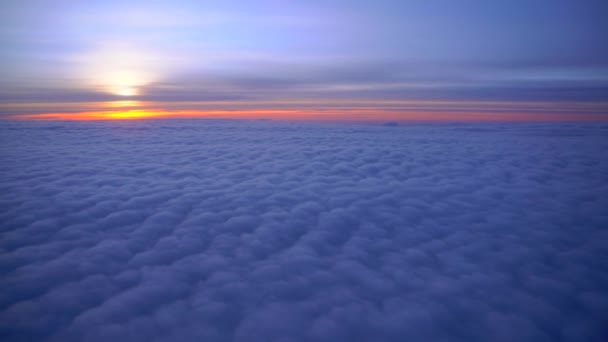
[1,120,607,342]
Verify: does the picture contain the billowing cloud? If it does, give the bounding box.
[1,120,607,341]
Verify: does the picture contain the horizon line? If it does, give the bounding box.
[7,108,608,122]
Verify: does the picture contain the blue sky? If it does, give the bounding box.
[1,0,607,119]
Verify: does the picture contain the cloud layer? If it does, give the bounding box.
[1,120,607,341]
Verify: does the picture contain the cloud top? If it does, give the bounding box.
[1,120,607,341]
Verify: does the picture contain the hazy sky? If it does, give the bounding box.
[1,0,607,120]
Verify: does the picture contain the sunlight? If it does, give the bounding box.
[11,108,606,122]
[105,70,144,96]
[104,110,166,119]
[112,86,138,97]
[103,100,142,108]
[80,43,159,98]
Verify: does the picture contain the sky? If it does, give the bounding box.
[1,0,608,120]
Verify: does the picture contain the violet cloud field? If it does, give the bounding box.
[1,120,607,341]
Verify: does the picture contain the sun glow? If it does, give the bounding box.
[105,70,145,96]
[10,107,608,122]
[103,100,142,108]
[80,43,161,98]
[112,86,138,97]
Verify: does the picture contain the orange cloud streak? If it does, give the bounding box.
[8,108,608,121]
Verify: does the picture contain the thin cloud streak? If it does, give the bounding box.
[9,108,608,122]
[3,98,608,120]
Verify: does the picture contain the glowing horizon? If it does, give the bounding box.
[9,108,608,122]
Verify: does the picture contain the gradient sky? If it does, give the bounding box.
[1,0,607,120]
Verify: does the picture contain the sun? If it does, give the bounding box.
[112,86,138,97]
[82,43,158,98]
[106,70,143,97]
